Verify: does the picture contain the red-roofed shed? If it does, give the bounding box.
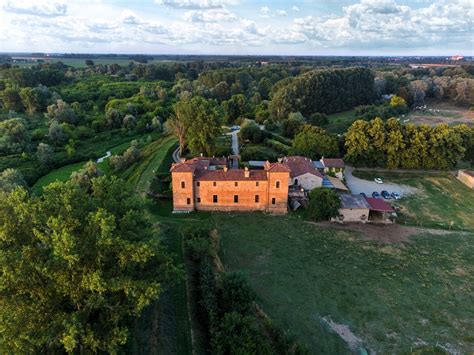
[366,198,393,212]
[366,197,395,223]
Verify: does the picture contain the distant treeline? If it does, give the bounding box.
[269,67,375,119]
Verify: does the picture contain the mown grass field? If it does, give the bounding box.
[326,109,358,134]
[353,171,474,231]
[212,213,474,353]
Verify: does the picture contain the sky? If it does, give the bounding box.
[0,0,472,56]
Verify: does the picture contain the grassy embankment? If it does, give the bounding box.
[325,109,358,134]
[353,171,474,231]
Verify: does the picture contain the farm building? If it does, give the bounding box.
[333,194,370,223]
[332,194,395,224]
[457,170,474,189]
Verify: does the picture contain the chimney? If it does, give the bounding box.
[224,166,228,172]
[244,167,250,178]
[200,153,203,157]
[277,158,282,163]
[179,158,186,163]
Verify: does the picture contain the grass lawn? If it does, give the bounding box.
[326,109,358,134]
[353,171,474,232]
[211,213,474,353]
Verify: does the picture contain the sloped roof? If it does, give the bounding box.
[282,156,323,179]
[195,169,267,181]
[339,194,371,209]
[321,158,345,168]
[462,170,474,177]
[264,161,291,173]
[366,198,393,212]
[327,176,349,191]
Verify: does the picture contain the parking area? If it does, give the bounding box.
[345,166,418,198]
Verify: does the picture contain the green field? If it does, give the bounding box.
[353,171,474,231]
[326,109,358,134]
[212,213,474,353]
[31,136,141,194]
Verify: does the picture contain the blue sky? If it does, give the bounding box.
[0,0,472,55]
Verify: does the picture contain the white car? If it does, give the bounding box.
[374,177,383,184]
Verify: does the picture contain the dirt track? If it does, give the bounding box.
[306,221,465,243]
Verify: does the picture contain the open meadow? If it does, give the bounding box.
[213,213,474,353]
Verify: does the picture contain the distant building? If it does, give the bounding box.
[282,156,323,191]
[449,55,464,61]
[333,194,395,224]
[170,157,290,214]
[319,157,345,180]
[457,170,474,189]
[333,194,370,223]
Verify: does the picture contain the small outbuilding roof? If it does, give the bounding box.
[282,156,323,179]
[321,158,345,168]
[365,198,393,212]
[460,170,474,177]
[339,194,371,209]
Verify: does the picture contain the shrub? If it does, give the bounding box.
[264,139,290,154]
[239,120,263,144]
[308,112,329,126]
[220,273,256,315]
[307,188,341,221]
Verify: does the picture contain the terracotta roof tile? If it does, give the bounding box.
[195,169,268,181]
[322,158,345,168]
[366,198,393,212]
[282,156,323,179]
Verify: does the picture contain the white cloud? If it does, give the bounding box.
[276,9,287,17]
[184,8,236,22]
[154,0,238,9]
[292,6,300,12]
[2,0,67,17]
[259,6,270,17]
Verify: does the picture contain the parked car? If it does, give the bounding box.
[381,190,391,199]
[374,177,383,184]
[372,191,381,198]
[360,192,367,198]
[230,125,240,131]
[391,192,401,200]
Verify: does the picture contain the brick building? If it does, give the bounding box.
[170,157,290,214]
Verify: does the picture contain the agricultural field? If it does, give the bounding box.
[213,213,474,353]
[353,171,474,231]
[406,101,473,127]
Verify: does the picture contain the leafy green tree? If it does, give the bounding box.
[291,125,339,160]
[389,95,407,108]
[223,94,246,123]
[48,120,66,144]
[384,118,405,169]
[282,112,305,138]
[36,142,54,165]
[344,120,371,166]
[308,112,329,126]
[0,118,30,155]
[46,99,77,124]
[0,87,23,112]
[106,108,123,128]
[65,139,76,158]
[307,188,341,221]
[70,161,102,189]
[0,176,179,353]
[238,120,263,144]
[19,87,40,115]
[212,312,272,355]
[0,168,27,192]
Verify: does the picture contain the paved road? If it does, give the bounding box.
[227,129,240,169]
[172,146,180,163]
[345,166,418,197]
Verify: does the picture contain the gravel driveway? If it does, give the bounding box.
[345,166,418,197]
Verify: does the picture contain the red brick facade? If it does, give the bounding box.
[171,157,290,214]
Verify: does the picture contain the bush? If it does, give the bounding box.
[220,273,256,315]
[264,139,290,154]
[307,188,341,221]
[308,112,329,126]
[240,145,278,162]
[239,120,263,144]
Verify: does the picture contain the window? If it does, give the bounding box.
[234,195,238,203]
[181,181,185,189]
[256,181,259,187]
[196,181,200,187]
[255,195,259,203]
[213,181,217,187]
[186,198,191,205]
[271,197,276,205]
[234,181,238,187]
[276,181,280,188]
[213,195,218,203]
[197,197,201,203]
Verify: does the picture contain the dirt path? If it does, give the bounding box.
[306,221,467,243]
